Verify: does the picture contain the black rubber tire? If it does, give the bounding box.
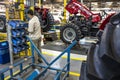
[60,23,82,44]
[0,15,6,32]
[43,12,54,32]
[80,13,120,80]
[36,11,54,32]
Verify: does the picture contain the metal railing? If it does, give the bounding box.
[0,37,77,80]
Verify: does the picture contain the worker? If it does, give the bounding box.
[27,9,42,63]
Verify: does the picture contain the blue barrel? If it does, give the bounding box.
[0,41,10,64]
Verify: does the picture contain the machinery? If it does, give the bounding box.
[0,0,54,33]
[24,0,54,32]
[34,7,54,32]
[79,12,120,80]
[0,3,6,32]
[60,0,102,44]
[0,1,25,32]
[0,36,77,80]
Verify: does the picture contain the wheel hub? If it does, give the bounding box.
[63,28,76,42]
[68,32,73,36]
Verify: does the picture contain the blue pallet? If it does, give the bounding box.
[0,41,10,64]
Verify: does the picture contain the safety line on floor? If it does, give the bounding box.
[5,65,29,80]
[5,66,80,80]
[69,72,80,77]
[42,52,86,61]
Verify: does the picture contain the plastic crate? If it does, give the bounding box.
[12,30,21,37]
[13,46,21,54]
[12,38,21,45]
[8,20,21,29]
[0,41,10,64]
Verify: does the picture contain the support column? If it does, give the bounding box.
[30,0,35,10]
[20,0,24,21]
[63,0,67,22]
[39,0,41,7]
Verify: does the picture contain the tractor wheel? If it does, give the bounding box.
[0,15,6,32]
[60,23,82,44]
[37,11,54,32]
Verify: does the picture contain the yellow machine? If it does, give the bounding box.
[5,0,24,21]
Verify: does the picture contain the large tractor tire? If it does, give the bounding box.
[35,10,54,32]
[80,13,120,80]
[0,15,6,32]
[60,23,82,44]
[41,12,54,32]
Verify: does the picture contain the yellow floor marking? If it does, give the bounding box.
[69,72,80,77]
[42,52,86,61]
[5,52,83,79]
[5,65,29,80]
[5,66,80,79]
[5,71,20,80]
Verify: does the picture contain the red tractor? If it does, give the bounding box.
[34,7,54,32]
[60,0,102,43]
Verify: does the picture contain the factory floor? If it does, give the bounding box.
[0,37,97,80]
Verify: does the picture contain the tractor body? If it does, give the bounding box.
[60,0,102,43]
[34,7,54,32]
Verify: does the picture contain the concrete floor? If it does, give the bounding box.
[0,37,97,80]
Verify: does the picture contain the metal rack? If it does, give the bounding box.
[7,20,28,65]
[0,37,77,80]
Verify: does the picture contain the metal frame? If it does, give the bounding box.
[7,24,14,65]
[0,37,77,80]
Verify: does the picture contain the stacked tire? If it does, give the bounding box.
[0,15,6,32]
[80,13,120,80]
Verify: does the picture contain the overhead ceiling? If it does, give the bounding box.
[82,0,120,2]
[53,0,120,2]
